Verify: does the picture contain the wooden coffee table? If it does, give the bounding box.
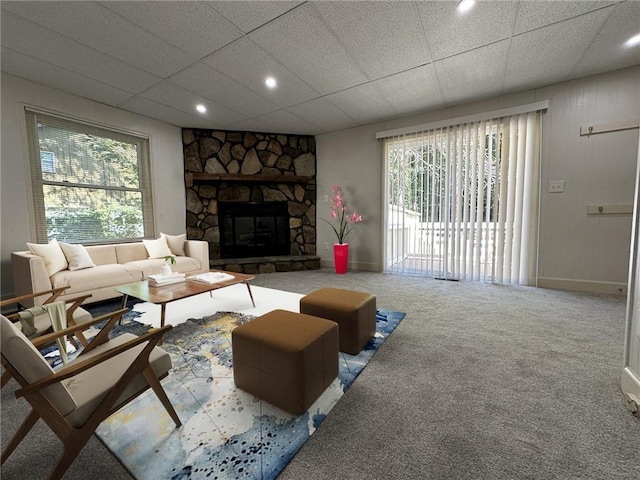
[114,270,256,328]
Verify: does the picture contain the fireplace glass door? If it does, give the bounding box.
[219,201,290,258]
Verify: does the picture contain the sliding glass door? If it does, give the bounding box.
[383,111,542,285]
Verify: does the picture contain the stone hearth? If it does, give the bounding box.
[183,129,320,273]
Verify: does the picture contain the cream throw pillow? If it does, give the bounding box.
[59,242,95,271]
[143,237,173,259]
[26,239,68,276]
[161,233,186,256]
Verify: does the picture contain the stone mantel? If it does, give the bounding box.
[188,173,312,184]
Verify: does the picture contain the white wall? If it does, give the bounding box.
[1,73,185,296]
[316,66,640,293]
[3,67,639,296]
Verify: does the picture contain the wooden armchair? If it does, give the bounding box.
[0,287,94,388]
[0,310,181,479]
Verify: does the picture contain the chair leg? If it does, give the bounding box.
[47,432,94,480]
[143,367,181,427]
[1,409,39,464]
[1,370,12,388]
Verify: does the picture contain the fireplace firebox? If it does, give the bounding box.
[219,202,290,259]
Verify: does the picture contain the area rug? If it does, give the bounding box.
[94,307,405,480]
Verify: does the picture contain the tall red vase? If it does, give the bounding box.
[333,243,349,274]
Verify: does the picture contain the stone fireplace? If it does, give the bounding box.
[182,129,320,274]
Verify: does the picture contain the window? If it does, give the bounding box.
[25,110,155,243]
[381,107,544,286]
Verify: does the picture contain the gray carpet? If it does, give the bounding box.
[2,269,639,479]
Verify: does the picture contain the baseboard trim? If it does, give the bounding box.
[319,259,380,272]
[622,367,640,416]
[537,277,627,295]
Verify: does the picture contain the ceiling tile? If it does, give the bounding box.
[169,62,279,118]
[99,1,243,58]
[252,109,321,135]
[503,9,612,92]
[373,65,446,117]
[1,1,194,78]
[207,1,302,33]
[1,47,133,105]
[203,37,319,107]
[312,1,431,79]
[417,1,518,61]
[249,3,368,94]
[286,97,359,133]
[119,96,221,129]
[140,81,247,126]
[1,0,637,135]
[569,1,640,79]
[513,1,616,35]
[435,41,509,105]
[1,10,160,93]
[324,83,397,125]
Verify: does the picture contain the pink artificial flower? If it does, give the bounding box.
[323,185,364,244]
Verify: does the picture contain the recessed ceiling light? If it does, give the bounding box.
[265,77,277,89]
[624,33,640,48]
[456,0,476,14]
[196,104,207,114]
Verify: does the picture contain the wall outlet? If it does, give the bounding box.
[323,194,329,203]
[324,242,329,250]
[549,180,564,193]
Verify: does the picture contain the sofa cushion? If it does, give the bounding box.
[115,243,148,264]
[126,256,202,278]
[125,259,165,278]
[50,264,142,295]
[27,239,68,276]
[59,243,96,271]
[142,237,172,259]
[174,256,201,273]
[161,233,186,256]
[63,333,172,428]
[86,245,118,266]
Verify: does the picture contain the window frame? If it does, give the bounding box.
[25,108,155,244]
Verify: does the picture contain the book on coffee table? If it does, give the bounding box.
[189,272,235,284]
[148,273,186,287]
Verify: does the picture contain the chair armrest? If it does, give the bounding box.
[11,252,54,307]
[0,286,70,308]
[30,308,128,349]
[15,325,172,398]
[185,240,209,269]
[51,293,92,307]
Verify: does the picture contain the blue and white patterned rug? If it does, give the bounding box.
[94,307,405,480]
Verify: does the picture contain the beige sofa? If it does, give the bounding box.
[12,240,209,307]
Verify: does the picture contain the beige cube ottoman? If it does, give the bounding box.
[299,287,376,354]
[232,309,338,415]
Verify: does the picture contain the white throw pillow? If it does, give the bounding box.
[161,232,186,256]
[142,237,173,259]
[26,239,68,276]
[59,242,95,271]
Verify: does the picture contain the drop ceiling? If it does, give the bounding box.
[2,1,639,135]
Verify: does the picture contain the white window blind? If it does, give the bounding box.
[25,109,155,243]
[383,109,543,285]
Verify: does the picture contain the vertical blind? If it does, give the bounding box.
[383,109,542,285]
